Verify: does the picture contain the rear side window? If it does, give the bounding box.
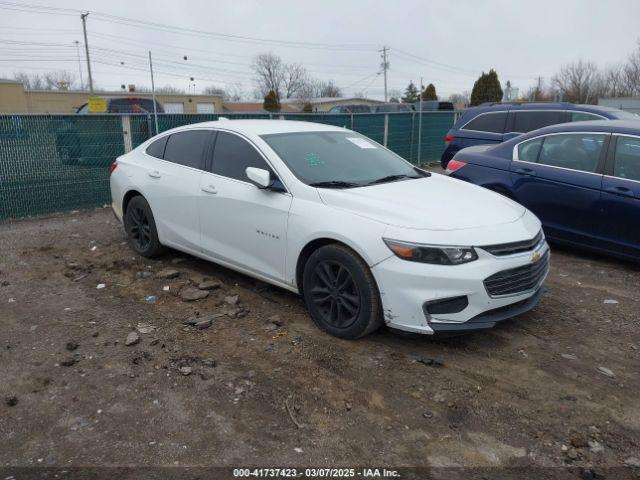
[163,130,210,169]
[145,136,168,159]
[613,136,640,181]
[462,112,507,134]
[517,137,543,162]
[212,131,272,181]
[571,111,604,122]
[537,134,606,173]
[511,111,565,133]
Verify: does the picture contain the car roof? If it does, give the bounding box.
[167,119,347,136]
[533,119,640,134]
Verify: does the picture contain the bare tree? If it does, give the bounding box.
[448,92,470,107]
[13,71,47,90]
[551,59,600,104]
[252,53,285,99]
[282,63,308,99]
[202,85,226,96]
[43,70,76,90]
[622,41,640,96]
[225,82,245,102]
[317,80,342,98]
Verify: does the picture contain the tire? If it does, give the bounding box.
[123,196,166,258]
[302,244,382,339]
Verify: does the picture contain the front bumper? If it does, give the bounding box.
[371,241,549,334]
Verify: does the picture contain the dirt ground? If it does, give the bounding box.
[1,207,639,479]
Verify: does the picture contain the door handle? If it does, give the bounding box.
[148,170,161,179]
[604,185,635,198]
[201,184,217,194]
[515,167,536,176]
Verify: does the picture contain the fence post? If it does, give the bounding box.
[121,115,133,153]
[350,113,354,130]
[383,113,389,147]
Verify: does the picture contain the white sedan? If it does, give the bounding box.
[110,120,549,338]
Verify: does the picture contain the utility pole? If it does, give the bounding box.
[148,51,159,135]
[533,76,543,101]
[379,46,389,102]
[73,40,84,89]
[80,12,94,93]
[417,76,423,164]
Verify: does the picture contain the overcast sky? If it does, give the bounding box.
[1,0,639,100]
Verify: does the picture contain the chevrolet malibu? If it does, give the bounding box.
[110,120,549,338]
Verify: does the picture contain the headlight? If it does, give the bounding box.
[383,238,478,265]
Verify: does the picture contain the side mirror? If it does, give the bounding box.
[246,167,271,188]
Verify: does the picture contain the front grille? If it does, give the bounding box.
[483,250,550,297]
[480,230,544,256]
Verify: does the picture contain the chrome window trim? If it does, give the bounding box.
[511,131,609,177]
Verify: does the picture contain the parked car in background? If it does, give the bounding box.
[413,100,454,111]
[76,96,165,114]
[446,120,640,261]
[372,103,413,113]
[326,104,372,114]
[110,119,549,338]
[441,102,638,168]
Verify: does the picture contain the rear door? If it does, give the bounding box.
[509,132,608,244]
[506,110,568,137]
[142,129,213,252]
[598,134,640,258]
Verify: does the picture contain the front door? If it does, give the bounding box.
[509,132,608,244]
[198,131,292,283]
[598,134,640,258]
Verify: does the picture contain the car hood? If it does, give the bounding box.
[317,174,526,231]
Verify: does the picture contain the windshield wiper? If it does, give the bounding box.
[308,180,360,189]
[365,173,423,185]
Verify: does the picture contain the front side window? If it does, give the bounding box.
[613,136,640,182]
[537,133,606,173]
[462,112,507,134]
[511,111,565,133]
[261,131,422,187]
[212,131,272,181]
[163,130,210,169]
[145,136,168,159]
[517,137,543,162]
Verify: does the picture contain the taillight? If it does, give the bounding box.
[446,159,466,173]
[109,161,118,175]
[445,134,454,144]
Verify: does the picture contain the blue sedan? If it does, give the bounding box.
[447,120,640,261]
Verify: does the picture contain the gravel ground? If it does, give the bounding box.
[1,208,639,479]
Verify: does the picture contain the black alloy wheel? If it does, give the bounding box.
[310,260,361,329]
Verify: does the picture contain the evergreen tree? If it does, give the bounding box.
[470,69,503,106]
[401,81,419,103]
[421,83,437,101]
[263,89,281,112]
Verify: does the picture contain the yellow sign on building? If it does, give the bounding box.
[88,97,107,113]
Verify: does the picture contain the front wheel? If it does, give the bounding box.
[302,244,382,339]
[123,196,165,258]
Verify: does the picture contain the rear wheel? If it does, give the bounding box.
[123,196,165,258]
[302,244,382,339]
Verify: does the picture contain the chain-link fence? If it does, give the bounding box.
[0,111,457,220]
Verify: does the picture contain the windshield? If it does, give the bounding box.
[261,131,425,187]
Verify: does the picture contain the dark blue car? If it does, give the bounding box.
[447,120,640,261]
[441,102,636,168]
